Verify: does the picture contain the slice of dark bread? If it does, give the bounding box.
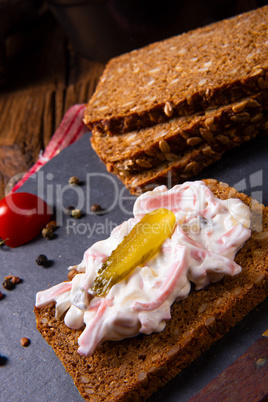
[35,180,268,402]
[102,113,268,195]
[84,6,268,135]
[91,92,268,174]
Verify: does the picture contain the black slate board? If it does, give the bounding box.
[1,132,268,402]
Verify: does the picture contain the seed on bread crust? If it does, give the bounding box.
[84,387,95,395]
[249,67,265,77]
[217,135,230,145]
[148,365,168,377]
[186,136,203,146]
[200,128,213,141]
[232,98,260,113]
[156,153,167,162]
[205,316,217,336]
[164,102,174,117]
[206,178,218,185]
[138,371,149,389]
[202,144,216,156]
[159,139,171,154]
[80,376,90,384]
[184,161,198,173]
[145,148,156,157]
[216,320,226,335]
[204,116,216,131]
[257,77,266,89]
[166,344,180,360]
[233,287,242,296]
[165,153,178,162]
[230,112,250,123]
[198,303,208,314]
[250,112,263,123]
[254,272,265,287]
[135,159,153,168]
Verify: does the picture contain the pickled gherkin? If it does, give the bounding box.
[92,208,176,297]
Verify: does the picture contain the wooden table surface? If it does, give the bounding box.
[0,1,261,199]
[0,9,105,198]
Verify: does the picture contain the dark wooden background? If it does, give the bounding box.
[0,0,263,199]
[0,3,105,197]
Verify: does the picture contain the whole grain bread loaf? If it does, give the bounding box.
[35,180,268,402]
[84,6,268,135]
[91,92,268,174]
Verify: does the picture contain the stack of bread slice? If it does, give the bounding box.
[84,6,268,194]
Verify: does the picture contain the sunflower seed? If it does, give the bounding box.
[186,136,203,146]
[164,101,174,117]
[230,112,250,123]
[159,139,171,153]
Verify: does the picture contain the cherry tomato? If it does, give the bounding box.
[0,192,52,248]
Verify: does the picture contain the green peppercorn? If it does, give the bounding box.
[71,209,82,219]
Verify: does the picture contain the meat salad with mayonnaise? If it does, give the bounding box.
[36,181,251,356]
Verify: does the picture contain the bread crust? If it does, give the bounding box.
[35,180,268,401]
[90,92,268,180]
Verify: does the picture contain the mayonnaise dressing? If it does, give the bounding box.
[35,181,251,356]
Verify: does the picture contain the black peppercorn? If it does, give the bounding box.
[0,355,8,366]
[2,275,21,290]
[36,254,48,266]
[2,278,15,290]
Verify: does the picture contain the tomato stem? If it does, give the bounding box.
[0,238,9,247]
